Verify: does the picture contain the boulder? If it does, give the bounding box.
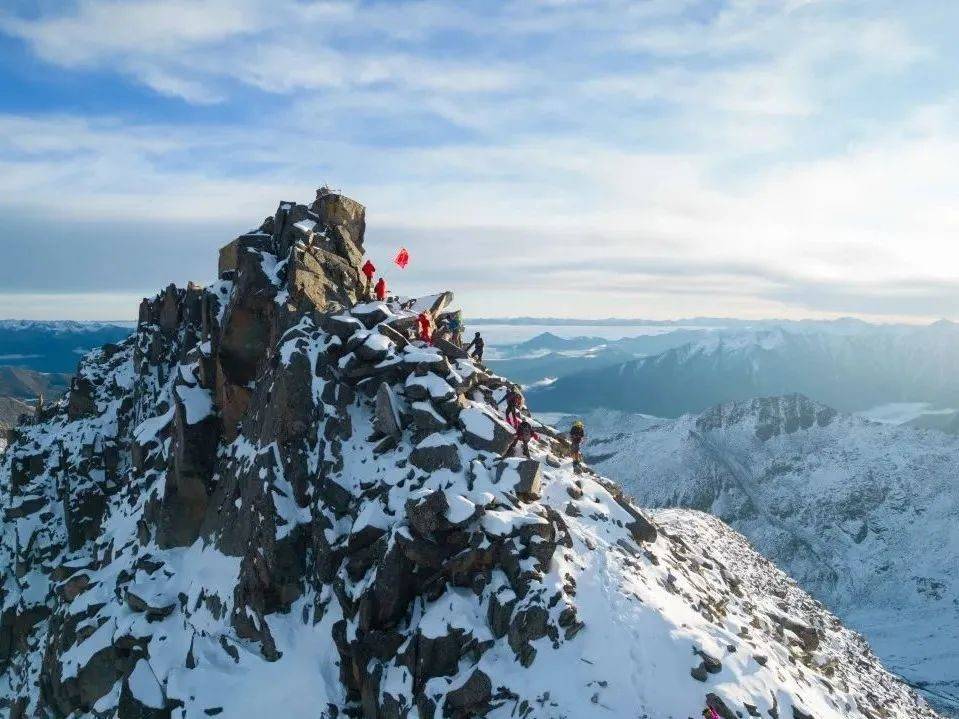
[434,337,469,361]
[767,612,820,652]
[397,532,449,569]
[460,408,513,453]
[356,332,392,362]
[413,628,469,692]
[324,314,365,340]
[406,490,450,538]
[695,648,722,673]
[410,436,462,473]
[405,373,456,403]
[429,291,454,316]
[286,244,361,314]
[507,605,549,667]
[411,401,448,434]
[348,524,387,555]
[378,323,409,349]
[613,494,658,544]
[60,574,91,602]
[443,669,492,718]
[436,394,468,423]
[351,303,392,329]
[366,543,416,628]
[125,589,176,619]
[67,377,97,420]
[495,459,542,501]
[488,588,518,639]
[374,383,403,439]
[373,435,399,455]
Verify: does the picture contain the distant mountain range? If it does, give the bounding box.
[551,395,959,714]
[486,329,723,385]
[0,319,133,373]
[527,321,959,416]
[473,316,890,330]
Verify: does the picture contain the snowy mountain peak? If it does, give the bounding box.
[694,394,839,440]
[0,195,940,719]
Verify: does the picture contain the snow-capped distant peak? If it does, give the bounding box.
[0,319,134,333]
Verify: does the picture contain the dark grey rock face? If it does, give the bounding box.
[410,437,463,472]
[374,381,403,439]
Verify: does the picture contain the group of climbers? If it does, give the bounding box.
[361,259,388,302]
[358,250,480,354]
[494,380,587,469]
[351,229,719,719]
[353,243,586,471]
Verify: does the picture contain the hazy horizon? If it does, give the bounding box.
[0,313,947,328]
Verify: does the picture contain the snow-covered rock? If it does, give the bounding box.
[0,199,940,719]
[561,395,959,714]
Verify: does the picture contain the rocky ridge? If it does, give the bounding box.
[0,196,941,718]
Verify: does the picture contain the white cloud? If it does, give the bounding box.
[1,0,266,65]
[1,0,957,321]
[1,0,525,102]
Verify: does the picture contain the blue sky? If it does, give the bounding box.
[0,0,957,321]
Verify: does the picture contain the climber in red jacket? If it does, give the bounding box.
[374,277,387,302]
[361,259,376,299]
[417,311,433,345]
[502,420,538,458]
[498,386,525,428]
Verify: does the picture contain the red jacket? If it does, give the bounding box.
[362,260,376,279]
[374,278,387,301]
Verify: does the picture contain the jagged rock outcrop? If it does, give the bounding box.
[0,194,941,719]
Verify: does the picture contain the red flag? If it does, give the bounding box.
[394,248,410,269]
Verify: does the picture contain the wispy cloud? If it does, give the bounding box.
[0,0,956,321]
